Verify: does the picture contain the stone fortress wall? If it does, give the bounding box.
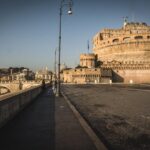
[92,22,150,83]
[63,53,112,84]
[63,68,102,83]
[102,60,150,83]
[93,22,150,62]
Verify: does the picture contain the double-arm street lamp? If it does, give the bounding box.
[56,0,73,97]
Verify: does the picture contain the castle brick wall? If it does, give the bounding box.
[113,69,150,83]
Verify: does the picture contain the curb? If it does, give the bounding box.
[61,91,108,150]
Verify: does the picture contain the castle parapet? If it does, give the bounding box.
[93,22,150,62]
[80,53,96,68]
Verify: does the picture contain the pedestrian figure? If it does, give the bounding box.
[19,80,23,90]
[42,79,46,90]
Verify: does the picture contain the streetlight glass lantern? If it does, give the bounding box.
[68,7,72,15]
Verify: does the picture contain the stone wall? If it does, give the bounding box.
[0,86,42,128]
[94,40,150,62]
[112,69,150,83]
[63,68,112,84]
[63,68,101,83]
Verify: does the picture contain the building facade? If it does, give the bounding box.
[63,68,112,84]
[35,67,52,81]
[0,67,34,82]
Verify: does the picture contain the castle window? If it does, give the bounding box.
[135,36,143,40]
[123,37,130,41]
[99,33,103,40]
[147,36,150,39]
[112,39,119,43]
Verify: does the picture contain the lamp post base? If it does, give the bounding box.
[55,92,61,97]
[55,87,61,97]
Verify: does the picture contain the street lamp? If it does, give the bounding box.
[56,0,73,97]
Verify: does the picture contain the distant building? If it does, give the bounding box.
[35,67,52,81]
[0,75,10,81]
[0,67,34,82]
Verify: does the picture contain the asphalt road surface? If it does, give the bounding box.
[62,84,150,150]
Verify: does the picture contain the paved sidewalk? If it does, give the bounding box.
[55,95,96,150]
[0,88,97,150]
[0,88,55,150]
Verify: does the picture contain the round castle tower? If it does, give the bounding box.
[92,21,150,83]
[92,22,150,63]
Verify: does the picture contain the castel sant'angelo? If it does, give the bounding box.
[63,20,150,84]
[92,20,150,83]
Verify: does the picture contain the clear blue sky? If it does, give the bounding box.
[0,0,150,71]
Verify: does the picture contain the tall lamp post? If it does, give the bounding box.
[56,0,73,97]
[53,48,57,93]
[54,48,57,82]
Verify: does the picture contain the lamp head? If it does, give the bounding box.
[68,7,72,15]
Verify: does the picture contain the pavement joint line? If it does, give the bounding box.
[61,91,108,150]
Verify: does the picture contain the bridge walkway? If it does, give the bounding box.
[0,87,96,150]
